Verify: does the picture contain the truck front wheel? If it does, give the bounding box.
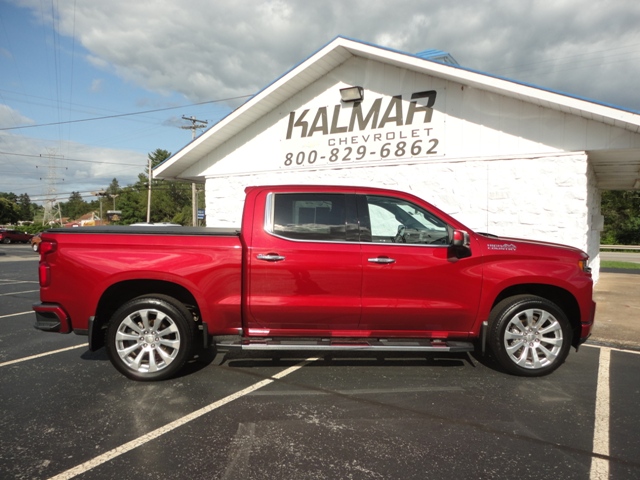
[106,295,196,381]
[488,295,572,377]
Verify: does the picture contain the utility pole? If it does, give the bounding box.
[181,115,208,226]
[147,157,153,223]
[92,190,107,223]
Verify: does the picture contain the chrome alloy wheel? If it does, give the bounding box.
[115,308,181,374]
[503,308,563,370]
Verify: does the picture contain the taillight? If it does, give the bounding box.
[39,240,57,256]
[39,264,50,287]
[38,240,57,287]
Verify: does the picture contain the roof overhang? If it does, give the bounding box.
[588,148,640,190]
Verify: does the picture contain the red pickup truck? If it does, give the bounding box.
[33,185,595,381]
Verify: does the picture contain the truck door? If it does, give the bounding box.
[246,192,362,334]
[358,194,482,336]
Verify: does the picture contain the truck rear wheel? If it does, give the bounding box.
[106,295,196,381]
[488,295,572,377]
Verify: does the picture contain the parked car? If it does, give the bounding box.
[0,228,33,244]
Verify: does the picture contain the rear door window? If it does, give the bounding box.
[270,193,355,242]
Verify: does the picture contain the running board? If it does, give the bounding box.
[216,338,474,353]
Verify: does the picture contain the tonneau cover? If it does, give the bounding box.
[45,226,240,236]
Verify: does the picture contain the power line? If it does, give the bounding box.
[0,150,143,166]
[28,183,193,202]
[493,42,640,74]
[480,43,640,85]
[0,94,253,131]
[0,88,168,125]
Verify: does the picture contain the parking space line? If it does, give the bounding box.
[584,343,640,355]
[0,310,34,319]
[590,347,610,480]
[0,344,86,368]
[0,289,39,296]
[0,280,39,284]
[47,357,319,480]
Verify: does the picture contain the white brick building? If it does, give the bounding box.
[155,37,640,280]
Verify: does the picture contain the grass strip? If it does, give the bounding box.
[600,261,640,270]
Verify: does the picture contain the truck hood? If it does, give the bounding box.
[477,233,588,258]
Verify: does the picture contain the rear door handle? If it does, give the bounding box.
[368,257,396,264]
[257,253,286,262]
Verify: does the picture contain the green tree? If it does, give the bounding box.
[138,148,192,223]
[0,192,18,203]
[61,191,90,220]
[106,178,121,195]
[115,185,147,224]
[100,148,191,225]
[17,194,33,221]
[601,190,640,245]
[0,196,20,224]
[147,148,172,175]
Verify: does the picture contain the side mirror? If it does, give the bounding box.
[451,229,470,248]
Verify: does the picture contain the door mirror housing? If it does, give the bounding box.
[451,229,470,248]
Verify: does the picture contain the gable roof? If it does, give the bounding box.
[154,36,640,189]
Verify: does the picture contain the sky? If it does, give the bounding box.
[1,0,639,204]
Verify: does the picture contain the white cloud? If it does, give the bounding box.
[90,78,103,93]
[0,104,33,128]
[17,0,639,110]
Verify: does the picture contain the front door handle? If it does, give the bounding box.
[368,257,396,264]
[257,253,286,262]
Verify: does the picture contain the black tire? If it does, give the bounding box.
[106,295,197,381]
[3,238,11,244]
[488,295,572,377]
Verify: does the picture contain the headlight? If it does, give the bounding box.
[579,259,592,274]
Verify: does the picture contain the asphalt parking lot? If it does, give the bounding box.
[1,244,639,479]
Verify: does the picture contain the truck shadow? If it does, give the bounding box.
[80,349,108,361]
[78,347,502,378]
[80,346,222,378]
